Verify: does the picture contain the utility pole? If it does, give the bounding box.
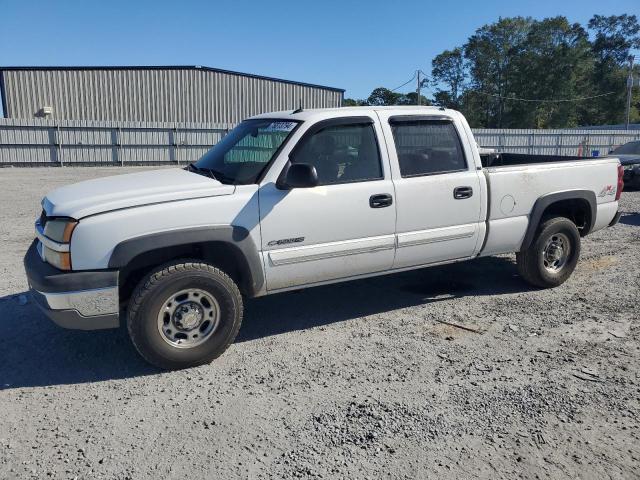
[416,70,421,106]
[625,55,634,129]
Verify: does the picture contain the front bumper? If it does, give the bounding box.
[23,240,120,330]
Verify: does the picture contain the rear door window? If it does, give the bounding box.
[390,119,467,177]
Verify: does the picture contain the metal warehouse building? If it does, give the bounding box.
[0,66,344,123]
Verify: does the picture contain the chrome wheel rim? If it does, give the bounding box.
[542,233,571,273]
[157,288,220,348]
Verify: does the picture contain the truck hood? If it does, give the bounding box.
[43,168,235,219]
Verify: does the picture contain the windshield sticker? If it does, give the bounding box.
[263,121,297,132]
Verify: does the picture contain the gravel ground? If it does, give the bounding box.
[0,167,639,479]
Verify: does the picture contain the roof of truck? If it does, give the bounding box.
[249,106,459,122]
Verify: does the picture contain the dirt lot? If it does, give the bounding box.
[0,167,639,479]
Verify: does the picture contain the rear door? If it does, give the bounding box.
[377,111,483,269]
[258,116,397,291]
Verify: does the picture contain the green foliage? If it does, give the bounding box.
[463,17,532,127]
[346,15,639,127]
[404,14,640,128]
[510,17,593,128]
[589,14,640,63]
[442,14,640,127]
[586,15,640,125]
[344,88,429,107]
[396,91,430,106]
[342,98,368,107]
[431,48,465,109]
[367,87,402,106]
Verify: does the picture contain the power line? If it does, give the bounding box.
[472,90,616,103]
[391,72,417,92]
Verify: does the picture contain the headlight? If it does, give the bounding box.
[44,219,77,243]
[39,218,77,271]
[43,247,72,270]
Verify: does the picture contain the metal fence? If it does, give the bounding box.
[2,118,640,166]
[0,118,230,166]
[473,128,640,156]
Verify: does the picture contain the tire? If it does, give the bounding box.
[127,261,243,370]
[516,217,581,289]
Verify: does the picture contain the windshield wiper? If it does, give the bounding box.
[187,163,219,181]
[187,163,236,184]
[206,169,235,185]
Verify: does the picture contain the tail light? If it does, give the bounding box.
[615,164,623,201]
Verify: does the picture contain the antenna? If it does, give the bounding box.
[292,100,303,114]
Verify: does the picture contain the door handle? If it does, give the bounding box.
[369,193,393,208]
[453,186,473,199]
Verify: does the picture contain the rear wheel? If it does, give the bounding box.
[516,217,581,288]
[127,261,243,370]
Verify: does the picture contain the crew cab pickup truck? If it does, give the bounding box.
[24,107,623,369]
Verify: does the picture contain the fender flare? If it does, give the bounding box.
[108,226,264,296]
[521,190,597,250]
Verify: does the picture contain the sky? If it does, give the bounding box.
[0,0,638,103]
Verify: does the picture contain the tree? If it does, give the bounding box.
[588,14,640,63]
[431,48,466,109]
[587,14,640,124]
[345,15,640,126]
[427,15,639,127]
[343,90,428,107]
[367,87,402,106]
[463,16,532,127]
[342,98,369,106]
[396,91,430,105]
[511,17,593,128]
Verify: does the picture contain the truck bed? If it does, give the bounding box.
[479,155,620,257]
[480,152,596,168]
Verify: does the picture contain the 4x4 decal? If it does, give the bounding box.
[597,185,616,197]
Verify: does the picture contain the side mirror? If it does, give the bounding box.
[278,163,318,189]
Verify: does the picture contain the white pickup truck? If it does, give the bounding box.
[24,107,623,369]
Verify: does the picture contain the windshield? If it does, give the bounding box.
[194,119,300,184]
[613,141,640,155]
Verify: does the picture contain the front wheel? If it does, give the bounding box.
[516,217,581,288]
[127,261,243,370]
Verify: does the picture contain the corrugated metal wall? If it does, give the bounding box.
[0,68,344,123]
[0,118,229,166]
[2,119,639,167]
[473,128,640,156]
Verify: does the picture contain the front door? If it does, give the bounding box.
[377,112,483,269]
[259,116,396,291]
